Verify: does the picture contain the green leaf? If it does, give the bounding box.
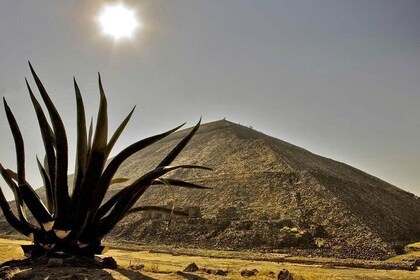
[87,117,93,159]
[0,184,39,237]
[73,74,109,231]
[152,178,212,189]
[71,78,89,223]
[94,164,211,239]
[3,98,25,184]
[105,106,135,159]
[91,73,108,155]
[27,79,56,191]
[4,169,18,182]
[73,77,88,190]
[29,62,70,227]
[0,163,28,223]
[110,178,130,185]
[20,182,54,228]
[36,156,54,214]
[95,191,123,220]
[86,123,185,226]
[157,119,201,168]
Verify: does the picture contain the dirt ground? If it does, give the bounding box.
[0,238,419,279]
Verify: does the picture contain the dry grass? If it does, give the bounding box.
[105,247,420,279]
[0,238,30,263]
[386,243,420,263]
[0,238,419,279]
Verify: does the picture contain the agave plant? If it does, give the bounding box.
[0,63,211,258]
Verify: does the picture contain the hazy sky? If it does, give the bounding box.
[0,0,419,199]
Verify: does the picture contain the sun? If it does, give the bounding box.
[98,3,141,40]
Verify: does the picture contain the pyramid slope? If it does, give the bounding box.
[1,120,419,259]
[102,120,420,259]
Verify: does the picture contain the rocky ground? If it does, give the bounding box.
[0,237,419,280]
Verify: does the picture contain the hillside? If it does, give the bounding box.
[2,119,420,260]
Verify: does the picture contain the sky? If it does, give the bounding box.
[0,0,419,199]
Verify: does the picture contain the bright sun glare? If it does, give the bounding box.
[98,4,141,40]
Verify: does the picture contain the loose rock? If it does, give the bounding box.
[183,262,199,272]
[214,269,228,276]
[101,256,117,269]
[241,269,257,277]
[46,258,64,267]
[278,269,293,280]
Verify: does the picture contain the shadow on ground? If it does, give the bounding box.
[5,266,155,280]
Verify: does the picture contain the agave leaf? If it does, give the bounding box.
[91,73,108,156]
[29,62,70,226]
[126,206,188,217]
[152,178,212,189]
[73,75,108,230]
[99,123,185,189]
[72,118,93,227]
[93,174,168,221]
[105,106,136,159]
[36,156,54,213]
[86,117,93,159]
[46,122,56,148]
[94,164,211,239]
[0,163,28,223]
[71,78,88,220]
[0,185,39,237]
[0,167,51,226]
[73,77,88,191]
[1,104,51,228]
[4,169,18,182]
[110,178,130,185]
[90,181,128,222]
[163,165,212,172]
[157,119,201,168]
[3,98,25,184]
[86,123,186,225]
[95,191,123,220]
[26,79,56,189]
[19,182,54,229]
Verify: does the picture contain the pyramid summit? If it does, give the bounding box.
[2,119,420,259]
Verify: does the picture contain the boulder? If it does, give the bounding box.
[183,262,199,272]
[241,269,257,277]
[277,269,293,280]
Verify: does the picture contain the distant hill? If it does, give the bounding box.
[2,119,420,259]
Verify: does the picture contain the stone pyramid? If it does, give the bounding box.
[103,120,420,260]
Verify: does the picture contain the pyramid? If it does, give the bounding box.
[102,120,420,260]
[1,120,419,260]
